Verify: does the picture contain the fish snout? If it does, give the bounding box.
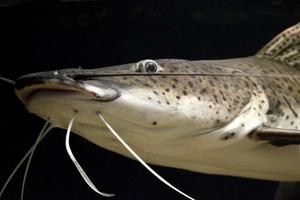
[15,70,120,105]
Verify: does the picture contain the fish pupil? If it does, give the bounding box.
[145,62,157,73]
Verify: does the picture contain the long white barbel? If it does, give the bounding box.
[65,116,115,197]
[0,122,53,199]
[97,112,196,200]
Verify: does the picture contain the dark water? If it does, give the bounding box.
[0,1,299,200]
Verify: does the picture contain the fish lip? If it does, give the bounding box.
[15,71,120,105]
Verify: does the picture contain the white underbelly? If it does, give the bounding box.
[171,139,300,181]
[73,123,300,182]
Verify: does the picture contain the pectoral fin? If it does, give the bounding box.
[253,126,300,146]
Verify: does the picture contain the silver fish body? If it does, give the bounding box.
[14,22,300,181]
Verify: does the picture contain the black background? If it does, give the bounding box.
[0,1,299,199]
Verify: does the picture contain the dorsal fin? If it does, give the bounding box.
[256,22,300,67]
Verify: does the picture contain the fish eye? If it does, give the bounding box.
[134,59,162,73]
[145,62,157,73]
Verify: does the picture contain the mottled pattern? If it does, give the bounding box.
[100,59,258,128]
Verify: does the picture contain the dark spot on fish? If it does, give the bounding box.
[162,92,166,95]
[152,121,157,125]
[157,101,161,104]
[143,83,151,87]
[233,99,240,104]
[148,97,152,100]
[153,91,158,95]
[275,84,282,89]
[150,77,157,83]
[291,121,294,125]
[227,108,231,112]
[286,115,289,120]
[216,119,220,123]
[253,92,257,96]
[197,97,201,101]
[183,90,188,96]
[222,136,229,140]
[283,78,289,83]
[288,86,293,92]
[176,95,181,100]
[261,100,265,103]
[166,101,170,105]
[172,85,176,89]
[172,78,178,82]
[223,83,228,89]
[213,94,218,103]
[122,77,127,80]
[274,77,280,81]
[244,81,250,88]
[209,80,214,86]
[241,123,245,127]
[259,105,262,110]
[200,88,207,94]
[165,88,170,92]
[209,105,212,109]
[219,91,226,101]
[188,81,194,88]
[216,111,219,114]
[275,100,281,109]
[283,96,298,118]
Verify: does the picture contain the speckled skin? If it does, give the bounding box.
[65,56,300,131]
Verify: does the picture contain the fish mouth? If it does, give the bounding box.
[15,70,120,105]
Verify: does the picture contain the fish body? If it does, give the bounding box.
[14,23,300,181]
